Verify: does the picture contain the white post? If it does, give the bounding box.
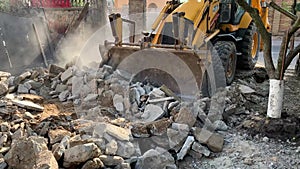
[267,79,284,118]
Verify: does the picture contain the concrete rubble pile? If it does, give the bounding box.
[0,64,267,169]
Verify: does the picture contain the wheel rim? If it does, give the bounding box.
[226,53,234,78]
[251,32,258,59]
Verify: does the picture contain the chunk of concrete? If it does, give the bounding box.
[49,64,65,75]
[99,155,124,166]
[61,67,74,83]
[113,94,124,112]
[191,142,210,157]
[64,143,101,167]
[238,84,256,94]
[207,133,224,152]
[141,104,165,123]
[48,129,72,145]
[175,107,196,128]
[81,158,104,169]
[106,139,118,155]
[11,99,44,111]
[4,136,50,169]
[105,124,131,141]
[177,136,195,160]
[116,141,136,158]
[0,82,8,96]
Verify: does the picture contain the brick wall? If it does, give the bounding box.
[268,0,299,36]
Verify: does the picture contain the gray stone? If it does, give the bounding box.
[116,141,136,158]
[191,142,210,157]
[167,128,188,152]
[149,88,165,98]
[64,143,101,167]
[81,158,104,169]
[0,158,7,169]
[99,155,124,166]
[113,94,124,112]
[192,127,213,144]
[48,129,72,144]
[23,111,35,120]
[105,123,131,141]
[13,71,31,85]
[207,133,224,152]
[141,104,165,122]
[4,136,50,169]
[49,64,65,75]
[0,71,11,78]
[177,136,195,160]
[55,84,68,93]
[148,97,175,104]
[59,90,71,102]
[136,147,175,169]
[52,136,70,160]
[0,82,8,96]
[106,139,118,155]
[17,84,29,94]
[0,134,8,146]
[213,120,229,131]
[1,122,10,132]
[83,94,98,102]
[34,150,59,169]
[175,107,197,128]
[11,99,44,111]
[61,67,74,82]
[208,89,227,123]
[238,84,256,94]
[129,87,140,104]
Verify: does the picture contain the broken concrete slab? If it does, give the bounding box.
[48,129,72,144]
[207,133,224,153]
[136,147,175,169]
[61,67,74,83]
[175,107,197,128]
[0,82,8,96]
[63,143,101,167]
[11,99,44,111]
[177,136,195,160]
[208,89,227,123]
[83,93,98,102]
[238,84,256,94]
[49,64,65,76]
[113,94,124,112]
[59,90,71,102]
[13,71,31,85]
[52,136,70,160]
[191,142,210,157]
[105,123,131,141]
[99,155,124,166]
[192,127,213,144]
[105,139,118,155]
[167,128,188,152]
[116,141,136,158]
[141,104,165,123]
[55,84,68,93]
[4,136,49,169]
[17,84,29,94]
[34,150,59,169]
[81,158,104,169]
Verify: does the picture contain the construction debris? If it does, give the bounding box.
[1,64,297,168]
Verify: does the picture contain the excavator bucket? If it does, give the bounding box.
[99,44,226,99]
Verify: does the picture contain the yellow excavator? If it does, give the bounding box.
[100,0,270,97]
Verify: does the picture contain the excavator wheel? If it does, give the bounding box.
[237,22,260,70]
[214,41,237,85]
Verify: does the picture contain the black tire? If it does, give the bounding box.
[237,22,260,69]
[201,47,227,97]
[214,41,237,85]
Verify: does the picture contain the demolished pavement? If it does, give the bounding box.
[0,64,299,168]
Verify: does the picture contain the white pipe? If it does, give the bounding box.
[267,79,284,118]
